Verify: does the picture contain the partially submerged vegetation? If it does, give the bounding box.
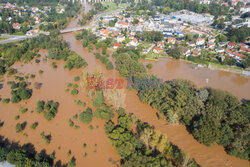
[105,112,199,166]
[36,100,59,121]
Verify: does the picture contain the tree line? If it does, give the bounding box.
[138,79,250,160]
[104,111,199,166]
[111,46,249,160]
[0,141,53,166]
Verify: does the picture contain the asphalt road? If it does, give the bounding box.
[0,7,123,44]
[0,34,39,44]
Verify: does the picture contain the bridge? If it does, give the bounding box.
[60,26,87,34]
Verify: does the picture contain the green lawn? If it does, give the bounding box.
[102,2,127,12]
[13,32,25,36]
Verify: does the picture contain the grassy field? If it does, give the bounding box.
[13,32,25,36]
[0,37,9,41]
[101,2,127,12]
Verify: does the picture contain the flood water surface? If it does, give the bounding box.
[141,58,250,99]
[0,6,250,167]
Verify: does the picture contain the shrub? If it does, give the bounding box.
[73,114,78,119]
[2,99,10,104]
[52,62,57,69]
[68,157,76,167]
[74,125,80,129]
[67,83,73,87]
[20,108,28,114]
[16,123,24,133]
[35,59,40,63]
[36,100,45,113]
[71,89,79,95]
[14,115,20,120]
[38,70,44,74]
[7,68,17,76]
[72,84,78,89]
[40,132,50,145]
[93,91,104,107]
[75,100,86,107]
[79,107,93,124]
[30,122,38,129]
[69,119,74,127]
[74,76,80,82]
[30,74,36,78]
[106,61,114,70]
[94,104,114,120]
[146,63,152,69]
[36,100,59,121]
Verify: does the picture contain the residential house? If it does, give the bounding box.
[32,7,39,13]
[239,43,248,49]
[167,37,176,44]
[182,47,191,57]
[227,42,236,49]
[129,34,135,39]
[113,43,122,49]
[226,50,245,60]
[208,36,216,43]
[188,41,196,47]
[215,47,225,53]
[116,35,125,43]
[34,16,41,24]
[100,29,109,37]
[192,49,201,56]
[218,42,227,47]
[115,21,129,29]
[239,47,248,52]
[157,41,165,49]
[153,47,163,54]
[129,38,138,47]
[12,23,21,30]
[207,43,215,49]
[138,17,143,22]
[196,38,205,45]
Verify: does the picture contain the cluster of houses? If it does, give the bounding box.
[95,9,249,62]
[0,2,64,32]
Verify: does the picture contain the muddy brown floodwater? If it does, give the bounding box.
[0,6,250,167]
[62,31,250,167]
[0,50,119,166]
[140,58,250,99]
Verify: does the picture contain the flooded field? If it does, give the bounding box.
[62,31,250,167]
[0,50,119,166]
[141,58,250,99]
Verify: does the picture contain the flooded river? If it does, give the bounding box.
[141,58,250,99]
[0,4,250,167]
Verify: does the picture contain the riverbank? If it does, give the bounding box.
[144,54,249,76]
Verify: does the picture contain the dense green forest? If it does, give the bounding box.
[137,80,250,160]
[105,111,199,166]
[128,0,230,17]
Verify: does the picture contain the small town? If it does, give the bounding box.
[91,2,250,71]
